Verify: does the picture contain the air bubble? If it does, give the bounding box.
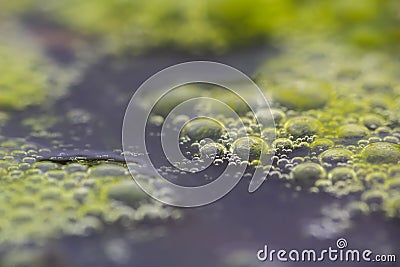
[284,116,322,139]
[337,124,369,140]
[319,148,353,165]
[200,142,227,159]
[361,142,400,164]
[231,136,269,162]
[273,80,331,111]
[328,167,357,183]
[290,162,326,187]
[181,117,226,142]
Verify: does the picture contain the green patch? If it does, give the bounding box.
[361,142,400,164]
[181,117,227,142]
[284,116,322,139]
[290,163,327,187]
[231,136,269,162]
[200,142,227,159]
[272,81,332,111]
[0,139,179,248]
[258,39,400,218]
[0,44,49,110]
[2,0,399,54]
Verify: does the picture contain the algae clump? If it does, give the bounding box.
[0,44,49,110]
[290,163,327,187]
[361,142,400,164]
[272,81,331,111]
[284,116,322,139]
[181,117,226,142]
[231,136,269,162]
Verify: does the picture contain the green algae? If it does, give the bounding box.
[0,44,50,110]
[337,124,369,140]
[89,164,127,177]
[152,86,205,117]
[181,117,227,142]
[1,0,399,54]
[257,108,286,127]
[22,115,59,134]
[231,136,269,162]
[361,142,400,164]
[360,114,385,130]
[319,148,353,165]
[199,142,227,159]
[328,167,357,183]
[272,81,332,111]
[290,163,327,187]
[365,171,387,186]
[257,38,400,219]
[107,181,148,206]
[284,116,322,139]
[0,2,400,263]
[0,28,86,114]
[272,138,293,150]
[310,139,334,154]
[0,139,179,249]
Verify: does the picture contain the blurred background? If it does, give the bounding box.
[0,1,399,266]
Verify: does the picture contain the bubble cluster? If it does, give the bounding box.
[1,1,400,264]
[200,142,227,159]
[328,167,357,183]
[0,37,82,112]
[148,42,400,219]
[257,39,400,220]
[0,138,179,249]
